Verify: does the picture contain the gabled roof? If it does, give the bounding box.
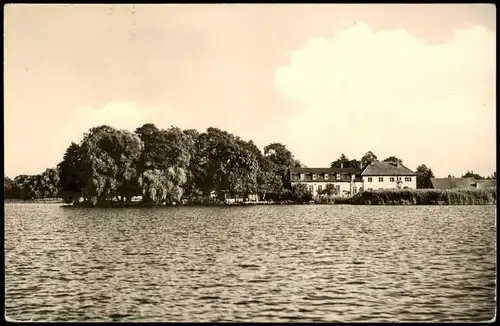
[475,180,497,189]
[289,167,362,174]
[430,178,475,189]
[361,161,416,176]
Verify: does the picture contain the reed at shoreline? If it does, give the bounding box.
[335,188,497,205]
[54,188,496,207]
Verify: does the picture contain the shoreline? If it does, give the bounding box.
[6,200,496,207]
[6,188,496,207]
[60,202,496,208]
[4,198,64,204]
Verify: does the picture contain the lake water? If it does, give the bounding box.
[5,204,496,322]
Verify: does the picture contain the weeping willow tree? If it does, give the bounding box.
[138,169,167,203]
[165,166,187,203]
[59,125,144,206]
[7,169,60,201]
[138,166,187,204]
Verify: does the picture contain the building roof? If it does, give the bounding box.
[361,161,416,176]
[475,180,497,189]
[430,178,475,189]
[289,167,362,174]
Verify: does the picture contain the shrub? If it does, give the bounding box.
[290,183,313,204]
[313,195,336,204]
[186,196,223,205]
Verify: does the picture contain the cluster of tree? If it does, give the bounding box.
[415,164,435,189]
[461,171,496,180]
[53,124,305,206]
[4,168,60,200]
[5,128,496,203]
[330,151,404,169]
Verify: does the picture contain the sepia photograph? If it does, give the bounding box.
[4,3,496,322]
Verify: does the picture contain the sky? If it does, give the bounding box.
[4,4,496,178]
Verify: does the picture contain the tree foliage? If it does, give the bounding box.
[4,176,22,199]
[4,168,60,200]
[263,142,299,191]
[462,170,484,180]
[330,154,361,169]
[193,128,260,198]
[290,182,313,204]
[416,164,435,189]
[383,156,403,165]
[361,151,378,168]
[74,126,144,205]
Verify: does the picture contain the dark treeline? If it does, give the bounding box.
[460,170,496,180]
[5,124,306,205]
[4,168,60,200]
[4,124,496,205]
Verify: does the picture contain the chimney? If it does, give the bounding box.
[341,162,343,169]
[396,158,400,167]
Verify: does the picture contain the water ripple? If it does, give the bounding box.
[5,204,496,322]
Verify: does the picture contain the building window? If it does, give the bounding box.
[405,177,412,182]
[336,174,341,180]
[324,174,329,180]
[312,174,317,180]
[336,185,340,192]
[300,174,305,181]
[368,177,372,182]
[309,185,314,193]
[397,177,402,181]
[318,185,322,193]
[390,177,395,182]
[378,177,384,182]
[352,187,357,194]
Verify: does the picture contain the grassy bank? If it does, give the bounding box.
[335,189,497,205]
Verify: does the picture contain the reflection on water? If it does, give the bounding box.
[5,204,496,322]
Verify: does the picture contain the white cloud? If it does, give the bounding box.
[274,24,495,177]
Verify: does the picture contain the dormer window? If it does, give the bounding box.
[312,173,317,181]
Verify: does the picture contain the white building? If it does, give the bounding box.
[289,166,364,197]
[290,159,417,196]
[361,160,417,190]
